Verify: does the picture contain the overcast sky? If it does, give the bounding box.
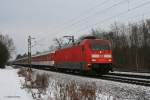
[0,0,150,56]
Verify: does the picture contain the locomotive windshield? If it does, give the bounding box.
[90,40,111,50]
[91,44,110,50]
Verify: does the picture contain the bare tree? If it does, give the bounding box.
[0,34,15,68]
[53,38,63,49]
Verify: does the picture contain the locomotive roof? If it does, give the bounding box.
[80,38,111,44]
[78,36,110,44]
[88,38,110,42]
[83,36,96,39]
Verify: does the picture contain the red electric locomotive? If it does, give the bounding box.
[54,36,113,74]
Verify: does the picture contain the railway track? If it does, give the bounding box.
[53,69,150,87]
[40,67,150,87]
[14,65,150,87]
[108,72,150,79]
[61,69,150,87]
[100,74,150,87]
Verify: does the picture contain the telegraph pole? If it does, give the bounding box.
[28,36,32,70]
[28,35,35,70]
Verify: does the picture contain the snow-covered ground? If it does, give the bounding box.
[32,69,150,100]
[0,66,32,100]
[1,66,150,100]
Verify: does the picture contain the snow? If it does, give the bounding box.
[0,67,32,100]
[4,66,149,100]
[32,69,150,100]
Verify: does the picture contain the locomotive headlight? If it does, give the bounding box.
[91,54,99,58]
[104,54,112,58]
[92,59,96,61]
[108,59,112,62]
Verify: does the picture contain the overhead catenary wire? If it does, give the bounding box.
[34,0,150,53]
[57,0,127,31]
[75,0,150,33]
[118,9,150,25]
[55,0,109,28]
[36,0,126,44]
[55,0,142,33]
[35,0,109,43]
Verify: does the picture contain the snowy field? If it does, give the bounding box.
[0,66,32,100]
[32,69,150,100]
[1,66,150,100]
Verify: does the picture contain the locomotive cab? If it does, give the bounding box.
[80,37,113,74]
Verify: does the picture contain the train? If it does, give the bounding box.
[14,36,113,75]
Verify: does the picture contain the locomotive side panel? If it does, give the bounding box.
[54,46,85,70]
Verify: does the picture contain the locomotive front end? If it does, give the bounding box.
[90,41,112,64]
[89,39,113,74]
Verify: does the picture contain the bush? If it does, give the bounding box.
[0,41,9,68]
[17,68,26,77]
[34,73,49,89]
[56,80,96,100]
[0,34,15,68]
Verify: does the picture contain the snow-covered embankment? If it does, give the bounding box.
[0,66,32,100]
